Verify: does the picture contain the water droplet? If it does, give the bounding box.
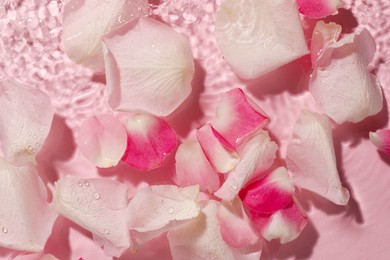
[168,207,175,214]
[28,131,32,136]
[77,198,82,203]
[94,216,98,220]
[84,180,89,187]
[33,135,38,139]
[182,4,198,23]
[104,228,110,234]
[93,192,100,200]
[27,145,35,153]
[77,181,83,187]
[161,199,165,205]
[2,227,8,233]
[231,184,238,190]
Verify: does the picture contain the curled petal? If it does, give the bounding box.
[62,0,148,70]
[286,110,350,205]
[0,158,57,252]
[196,124,240,173]
[211,88,269,148]
[239,167,295,214]
[76,114,127,168]
[53,177,130,257]
[215,131,278,201]
[127,185,200,245]
[120,113,177,171]
[103,17,195,116]
[13,254,59,260]
[370,130,390,156]
[215,0,308,79]
[0,80,54,165]
[175,139,221,193]
[310,21,341,65]
[296,0,342,18]
[309,27,383,124]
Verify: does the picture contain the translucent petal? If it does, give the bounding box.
[310,21,341,65]
[296,0,342,18]
[370,130,390,156]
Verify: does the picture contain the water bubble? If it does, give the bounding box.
[77,181,83,187]
[168,207,175,214]
[161,200,165,205]
[93,192,100,200]
[94,216,98,220]
[182,4,198,23]
[231,184,238,190]
[84,180,89,187]
[27,145,35,153]
[104,228,110,234]
[2,227,8,233]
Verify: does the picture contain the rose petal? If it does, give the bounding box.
[296,0,342,18]
[120,113,177,171]
[196,124,240,173]
[217,198,260,248]
[249,199,307,244]
[0,158,57,252]
[310,21,341,65]
[215,0,308,79]
[239,167,295,214]
[309,27,383,124]
[211,88,269,148]
[286,110,350,205]
[103,17,194,116]
[0,80,54,165]
[127,185,200,245]
[62,0,148,71]
[214,130,278,201]
[53,177,130,257]
[76,114,127,168]
[13,254,59,260]
[175,139,221,193]
[370,130,390,156]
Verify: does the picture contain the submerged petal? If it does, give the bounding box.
[296,0,342,18]
[370,129,390,156]
[286,110,350,205]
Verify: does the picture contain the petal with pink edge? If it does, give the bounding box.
[239,167,295,213]
[76,114,127,168]
[310,21,341,66]
[120,113,177,171]
[286,110,350,205]
[296,0,342,18]
[0,80,54,165]
[196,124,240,173]
[62,0,148,71]
[0,158,57,252]
[215,0,308,79]
[211,88,269,148]
[309,28,383,124]
[175,139,221,193]
[218,198,260,248]
[103,17,194,116]
[215,131,278,201]
[249,199,307,244]
[168,201,262,260]
[127,185,200,245]
[13,254,59,260]
[53,177,130,257]
[370,130,390,156]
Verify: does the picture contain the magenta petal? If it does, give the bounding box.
[370,130,390,156]
[211,88,269,148]
[121,113,177,171]
[175,139,221,193]
[296,0,342,18]
[240,167,295,214]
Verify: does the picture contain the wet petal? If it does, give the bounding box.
[62,0,148,71]
[76,114,127,168]
[103,17,194,116]
[175,139,221,193]
[13,254,59,260]
[239,167,295,214]
[196,124,240,173]
[310,21,341,65]
[309,27,383,124]
[0,80,54,165]
[53,177,130,257]
[211,88,269,148]
[286,110,350,205]
[0,158,57,252]
[370,129,390,156]
[296,0,342,18]
[215,131,278,201]
[120,113,177,171]
[215,0,308,79]
[127,185,200,245]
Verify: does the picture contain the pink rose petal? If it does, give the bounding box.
[286,110,350,205]
[76,114,127,168]
[196,124,240,173]
[211,88,270,148]
[214,130,278,201]
[103,17,195,116]
[296,0,342,18]
[13,254,59,260]
[53,177,130,257]
[0,80,54,165]
[370,130,390,156]
[309,27,383,124]
[175,139,221,193]
[0,158,57,252]
[127,185,200,245]
[239,167,295,214]
[215,0,308,79]
[120,113,177,171]
[62,0,148,71]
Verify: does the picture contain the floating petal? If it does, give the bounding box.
[13,254,59,260]
[310,21,341,65]
[370,130,390,156]
[296,0,342,18]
